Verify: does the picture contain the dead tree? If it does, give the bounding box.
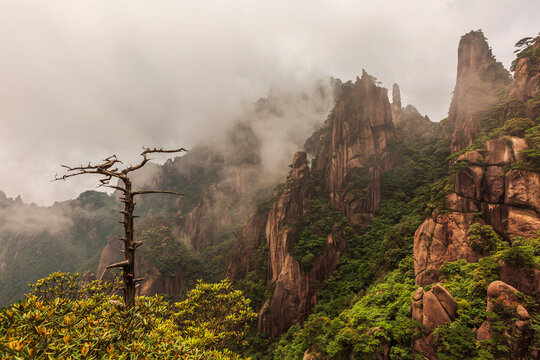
[53,147,187,307]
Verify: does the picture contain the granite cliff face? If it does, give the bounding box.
[414,32,540,287]
[253,72,399,338]
[258,152,347,339]
[510,37,540,102]
[448,30,510,153]
[415,135,538,288]
[316,70,396,223]
[177,162,254,251]
[411,33,539,359]
[225,208,268,282]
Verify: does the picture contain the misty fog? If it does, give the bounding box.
[0,0,539,205]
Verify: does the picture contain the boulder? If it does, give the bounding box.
[411,287,424,323]
[303,344,328,360]
[422,284,458,333]
[486,280,521,311]
[485,138,514,166]
[477,281,533,357]
[485,137,528,166]
[412,284,457,359]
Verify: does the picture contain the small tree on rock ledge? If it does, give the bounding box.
[53,147,187,308]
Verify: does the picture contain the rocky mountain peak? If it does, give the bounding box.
[392,83,401,109]
[316,70,396,222]
[509,35,540,102]
[448,30,510,153]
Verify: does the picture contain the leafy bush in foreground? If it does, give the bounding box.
[0,273,256,359]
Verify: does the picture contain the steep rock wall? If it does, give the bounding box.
[225,209,268,282]
[258,152,347,339]
[448,30,510,153]
[414,137,539,286]
[316,70,396,223]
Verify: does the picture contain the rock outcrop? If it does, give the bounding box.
[391,84,436,141]
[448,30,510,153]
[316,70,396,223]
[258,152,347,339]
[412,284,458,359]
[509,36,540,101]
[414,211,480,286]
[391,83,402,121]
[226,209,269,282]
[178,162,254,251]
[414,136,539,286]
[259,72,403,338]
[477,281,534,358]
[414,35,539,285]
[97,236,123,282]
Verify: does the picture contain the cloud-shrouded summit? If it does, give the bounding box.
[0,0,539,205]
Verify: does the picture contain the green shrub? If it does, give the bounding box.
[468,224,502,256]
[0,274,256,359]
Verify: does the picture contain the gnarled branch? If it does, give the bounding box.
[122,147,187,175]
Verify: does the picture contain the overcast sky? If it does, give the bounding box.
[0,0,538,205]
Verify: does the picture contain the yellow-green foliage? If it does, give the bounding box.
[175,280,258,350]
[0,274,256,359]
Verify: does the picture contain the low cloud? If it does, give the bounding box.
[0,0,538,204]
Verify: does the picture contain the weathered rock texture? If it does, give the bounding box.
[177,162,254,251]
[412,284,457,359]
[414,36,540,285]
[316,70,396,223]
[414,137,539,286]
[226,209,269,282]
[414,211,480,286]
[477,281,534,358]
[498,260,540,304]
[509,36,540,101]
[448,30,510,153]
[411,34,539,359]
[258,72,403,338]
[97,236,123,282]
[258,152,347,339]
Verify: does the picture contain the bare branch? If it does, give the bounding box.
[122,147,187,174]
[99,184,126,192]
[105,260,130,269]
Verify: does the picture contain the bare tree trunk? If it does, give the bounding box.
[122,179,136,307]
[53,147,187,308]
